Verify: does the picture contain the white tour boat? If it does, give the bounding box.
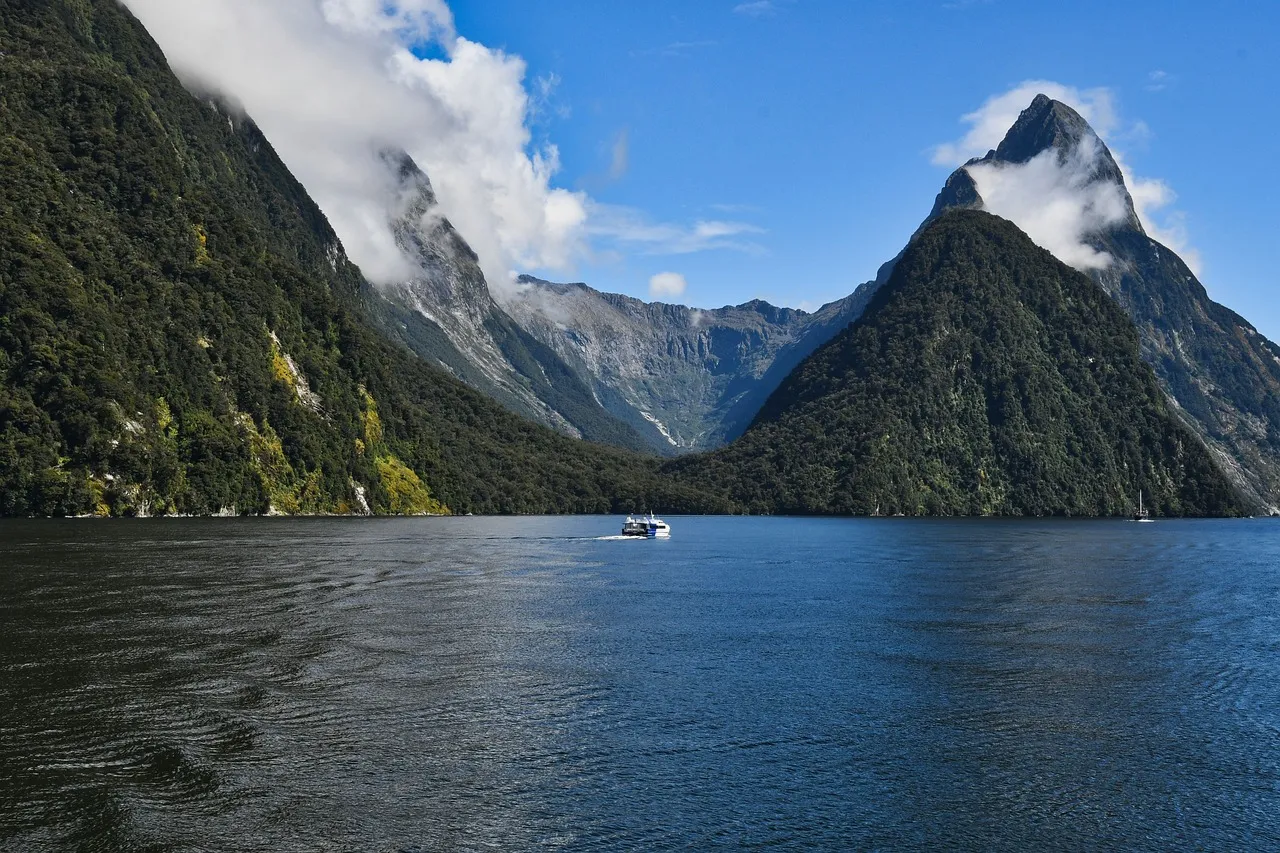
[621,513,671,538]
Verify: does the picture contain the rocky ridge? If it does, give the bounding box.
[369,152,651,451]
[503,277,865,453]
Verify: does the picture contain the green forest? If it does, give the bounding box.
[665,211,1243,517]
[0,0,725,517]
[0,0,1248,518]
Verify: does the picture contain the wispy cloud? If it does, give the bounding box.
[528,71,570,123]
[707,202,762,214]
[934,80,1202,275]
[649,272,688,299]
[608,128,629,181]
[575,128,630,192]
[733,1,776,16]
[589,204,767,256]
[733,0,796,18]
[1145,69,1172,92]
[630,39,717,58]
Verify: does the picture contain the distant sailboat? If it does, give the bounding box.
[1132,490,1153,522]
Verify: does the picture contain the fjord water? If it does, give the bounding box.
[2,518,1278,851]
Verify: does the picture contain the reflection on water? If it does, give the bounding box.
[1,517,1278,851]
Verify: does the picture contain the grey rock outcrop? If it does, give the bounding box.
[504,278,864,453]
[368,152,651,451]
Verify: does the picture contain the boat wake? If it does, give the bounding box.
[595,535,643,541]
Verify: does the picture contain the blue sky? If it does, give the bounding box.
[446,0,1280,335]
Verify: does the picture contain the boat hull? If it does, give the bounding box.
[621,515,671,538]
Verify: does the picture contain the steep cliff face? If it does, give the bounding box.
[928,95,1280,512]
[368,152,651,452]
[503,278,863,452]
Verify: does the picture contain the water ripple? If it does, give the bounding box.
[2,517,1280,850]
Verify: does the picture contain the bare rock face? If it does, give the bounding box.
[503,278,865,453]
[369,152,651,452]
[369,150,869,456]
[929,95,1280,513]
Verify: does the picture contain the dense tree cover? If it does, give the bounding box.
[0,0,727,517]
[667,211,1243,517]
[930,95,1280,511]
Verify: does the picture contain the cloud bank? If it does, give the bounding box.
[121,0,586,292]
[934,80,1202,275]
[966,137,1130,270]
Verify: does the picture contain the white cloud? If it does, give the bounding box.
[649,272,688,299]
[931,80,1116,167]
[588,204,767,255]
[936,80,1202,276]
[121,0,585,293]
[966,136,1130,270]
[1113,150,1202,274]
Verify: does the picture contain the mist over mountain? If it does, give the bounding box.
[366,150,652,451]
[667,210,1242,518]
[0,0,719,516]
[928,95,1280,512]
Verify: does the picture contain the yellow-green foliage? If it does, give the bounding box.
[359,387,447,514]
[156,397,176,440]
[235,413,339,515]
[268,335,296,389]
[296,470,328,515]
[375,455,449,516]
[87,476,110,517]
[239,414,299,514]
[359,386,383,447]
[192,224,211,265]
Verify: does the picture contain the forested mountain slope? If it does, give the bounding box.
[0,0,720,516]
[666,211,1243,517]
[931,95,1280,513]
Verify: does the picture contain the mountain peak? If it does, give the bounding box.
[991,94,1097,165]
[925,94,1143,237]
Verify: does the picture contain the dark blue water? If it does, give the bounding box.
[2,517,1279,850]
